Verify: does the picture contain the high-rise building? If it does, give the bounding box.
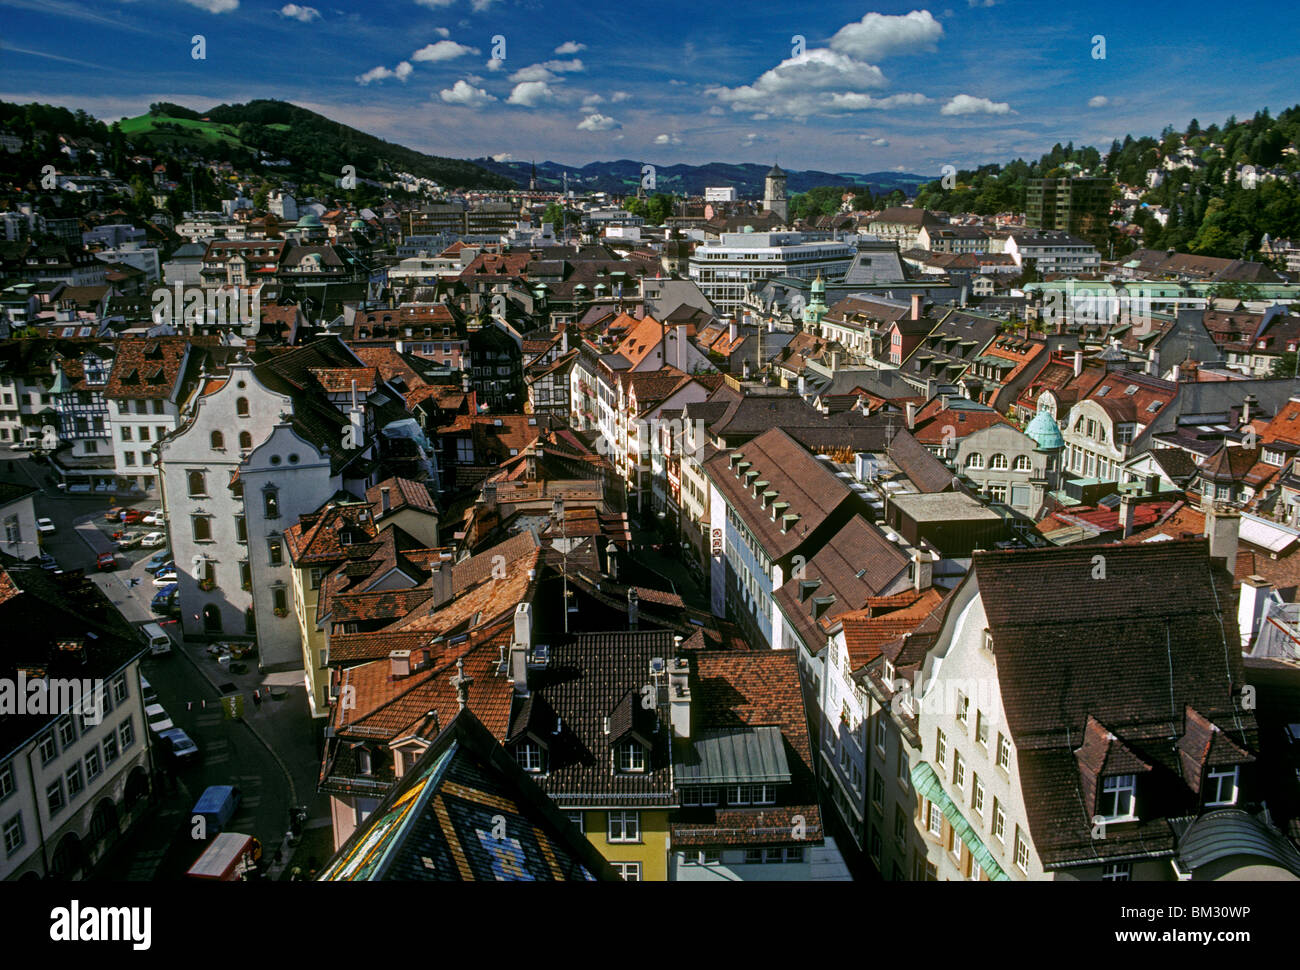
[1025,177,1112,243]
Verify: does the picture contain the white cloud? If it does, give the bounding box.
[968,0,999,6]
[356,61,412,84]
[941,94,1012,115]
[435,27,450,37]
[1088,95,1109,108]
[654,133,683,145]
[610,91,631,103]
[707,105,725,116]
[508,58,585,83]
[860,136,890,146]
[829,10,943,61]
[507,81,556,107]
[741,132,761,147]
[707,48,892,116]
[831,92,929,110]
[554,41,586,55]
[278,4,319,22]
[439,79,496,106]
[485,58,504,72]
[470,0,500,9]
[412,40,478,62]
[490,152,513,161]
[577,113,620,131]
[180,0,238,11]
[581,94,604,106]
[414,0,456,7]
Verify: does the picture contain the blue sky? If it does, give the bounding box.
[1,0,1297,176]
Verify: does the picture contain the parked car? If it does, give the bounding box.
[153,569,178,586]
[139,674,158,706]
[104,507,125,521]
[115,533,144,551]
[143,510,165,526]
[36,518,55,534]
[122,509,145,525]
[150,583,178,614]
[95,552,116,571]
[140,532,167,548]
[144,550,173,573]
[158,727,199,763]
[191,785,242,835]
[145,703,174,734]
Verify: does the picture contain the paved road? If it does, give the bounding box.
[6,454,331,879]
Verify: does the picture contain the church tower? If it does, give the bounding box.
[763,163,788,222]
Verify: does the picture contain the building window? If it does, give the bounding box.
[613,861,640,881]
[872,771,884,810]
[1014,455,1032,471]
[617,741,646,773]
[264,489,280,519]
[935,728,947,769]
[65,763,84,800]
[996,733,1011,770]
[210,430,224,450]
[953,750,966,790]
[3,814,24,855]
[119,718,135,750]
[268,539,284,566]
[357,748,373,775]
[927,801,943,837]
[875,716,887,752]
[898,749,909,788]
[103,732,119,765]
[726,785,750,806]
[976,711,989,748]
[0,764,12,803]
[272,587,288,613]
[608,810,641,843]
[192,516,212,542]
[1014,827,1030,873]
[46,779,65,817]
[57,716,76,749]
[38,732,57,766]
[84,748,101,781]
[236,397,249,417]
[112,673,127,705]
[187,469,206,497]
[1102,862,1132,882]
[239,431,253,450]
[993,800,1006,843]
[1100,774,1137,820]
[1205,766,1239,807]
[235,516,247,543]
[566,812,584,834]
[972,774,985,816]
[965,453,984,469]
[516,740,542,772]
[956,691,970,727]
[990,453,1009,470]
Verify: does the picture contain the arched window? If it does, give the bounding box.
[187,470,206,497]
[1014,455,1032,471]
[236,397,249,417]
[264,488,280,519]
[210,430,224,450]
[239,431,253,450]
[990,453,1009,470]
[965,453,984,469]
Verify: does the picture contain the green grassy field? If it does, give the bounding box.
[119,114,246,148]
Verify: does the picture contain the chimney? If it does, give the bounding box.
[1119,492,1136,538]
[1146,348,1158,376]
[1073,350,1083,378]
[390,649,411,679]
[560,325,569,355]
[627,588,639,630]
[348,379,365,450]
[1242,393,1257,425]
[912,550,933,591]
[430,563,454,607]
[1204,504,1240,569]
[940,392,950,411]
[911,293,923,321]
[830,351,840,371]
[1237,575,1273,650]
[728,317,738,343]
[797,374,806,397]
[461,371,471,393]
[668,656,691,739]
[1145,473,1159,496]
[905,401,917,430]
[509,642,528,695]
[514,601,531,649]
[380,486,391,513]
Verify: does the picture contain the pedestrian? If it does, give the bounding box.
[252,690,262,707]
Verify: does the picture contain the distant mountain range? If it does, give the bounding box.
[470,158,934,198]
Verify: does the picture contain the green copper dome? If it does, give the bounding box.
[297,212,322,228]
[349,218,366,230]
[1025,409,1064,451]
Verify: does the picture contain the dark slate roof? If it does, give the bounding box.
[1175,809,1300,877]
[525,630,678,805]
[674,726,791,786]
[973,539,1259,869]
[318,708,617,881]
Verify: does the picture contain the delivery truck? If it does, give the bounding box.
[191,785,241,835]
[186,833,262,881]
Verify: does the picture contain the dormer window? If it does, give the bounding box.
[1099,774,1137,821]
[1205,765,1239,806]
[516,739,543,773]
[357,747,373,775]
[617,740,646,773]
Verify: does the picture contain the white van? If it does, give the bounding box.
[142,622,172,656]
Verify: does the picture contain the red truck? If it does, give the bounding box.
[186,833,262,881]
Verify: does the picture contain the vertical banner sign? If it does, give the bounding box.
[223,695,244,720]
